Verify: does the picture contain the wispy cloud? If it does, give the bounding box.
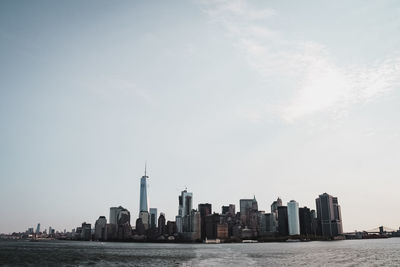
[200,0,400,123]
[282,52,400,122]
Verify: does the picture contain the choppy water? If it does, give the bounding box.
[1,238,400,266]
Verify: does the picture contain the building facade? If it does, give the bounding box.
[278,206,288,236]
[150,208,158,229]
[316,193,343,237]
[94,216,107,241]
[139,168,149,213]
[287,200,300,236]
[198,203,212,240]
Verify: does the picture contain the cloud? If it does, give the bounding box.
[282,53,400,122]
[200,0,400,123]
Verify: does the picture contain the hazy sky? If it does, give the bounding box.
[1,0,400,234]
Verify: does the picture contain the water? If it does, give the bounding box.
[1,238,400,266]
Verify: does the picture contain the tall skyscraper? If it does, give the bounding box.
[240,196,258,227]
[109,205,131,238]
[198,203,212,240]
[94,216,107,241]
[35,223,40,234]
[316,193,343,237]
[278,206,288,236]
[178,189,193,217]
[109,207,119,225]
[109,206,129,225]
[299,207,313,236]
[139,164,149,213]
[271,197,283,214]
[271,197,282,232]
[287,200,300,236]
[158,213,166,235]
[177,189,193,233]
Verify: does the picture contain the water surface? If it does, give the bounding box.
[1,238,400,266]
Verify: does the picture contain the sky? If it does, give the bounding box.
[1,0,400,234]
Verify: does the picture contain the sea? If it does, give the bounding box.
[1,238,400,266]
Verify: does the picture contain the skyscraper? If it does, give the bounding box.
[109,207,119,225]
[240,196,258,227]
[150,208,158,229]
[299,207,313,236]
[198,203,212,240]
[158,213,166,235]
[270,197,282,232]
[94,216,107,241]
[287,200,300,236]
[35,223,40,234]
[177,189,193,233]
[316,193,343,237]
[278,206,288,236]
[178,189,193,217]
[139,164,149,213]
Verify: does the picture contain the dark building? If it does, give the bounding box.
[167,221,176,236]
[205,213,220,240]
[264,213,274,233]
[158,213,166,235]
[106,223,117,240]
[222,206,229,215]
[299,207,312,236]
[310,210,318,236]
[277,206,288,236]
[240,197,258,227]
[80,222,91,241]
[198,203,212,240]
[117,222,132,240]
[316,193,343,237]
[222,204,235,216]
[135,218,145,236]
[150,209,157,229]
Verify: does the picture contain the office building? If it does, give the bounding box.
[139,211,149,230]
[94,216,107,241]
[240,196,258,227]
[278,206,288,236]
[222,204,235,216]
[139,165,149,213]
[150,208,158,229]
[175,215,183,233]
[270,198,282,232]
[177,189,193,233]
[299,207,312,236]
[167,221,177,236]
[81,222,91,241]
[158,213,166,235]
[110,206,130,226]
[316,193,343,237]
[178,189,193,217]
[287,200,300,236]
[190,210,201,241]
[205,213,221,239]
[198,203,212,240]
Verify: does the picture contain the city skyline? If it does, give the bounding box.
[0,167,361,235]
[12,176,347,242]
[1,0,400,234]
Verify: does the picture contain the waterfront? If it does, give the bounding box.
[1,238,400,266]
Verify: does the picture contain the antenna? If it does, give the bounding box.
[144,161,147,177]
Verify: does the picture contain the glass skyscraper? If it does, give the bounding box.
[139,167,148,212]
